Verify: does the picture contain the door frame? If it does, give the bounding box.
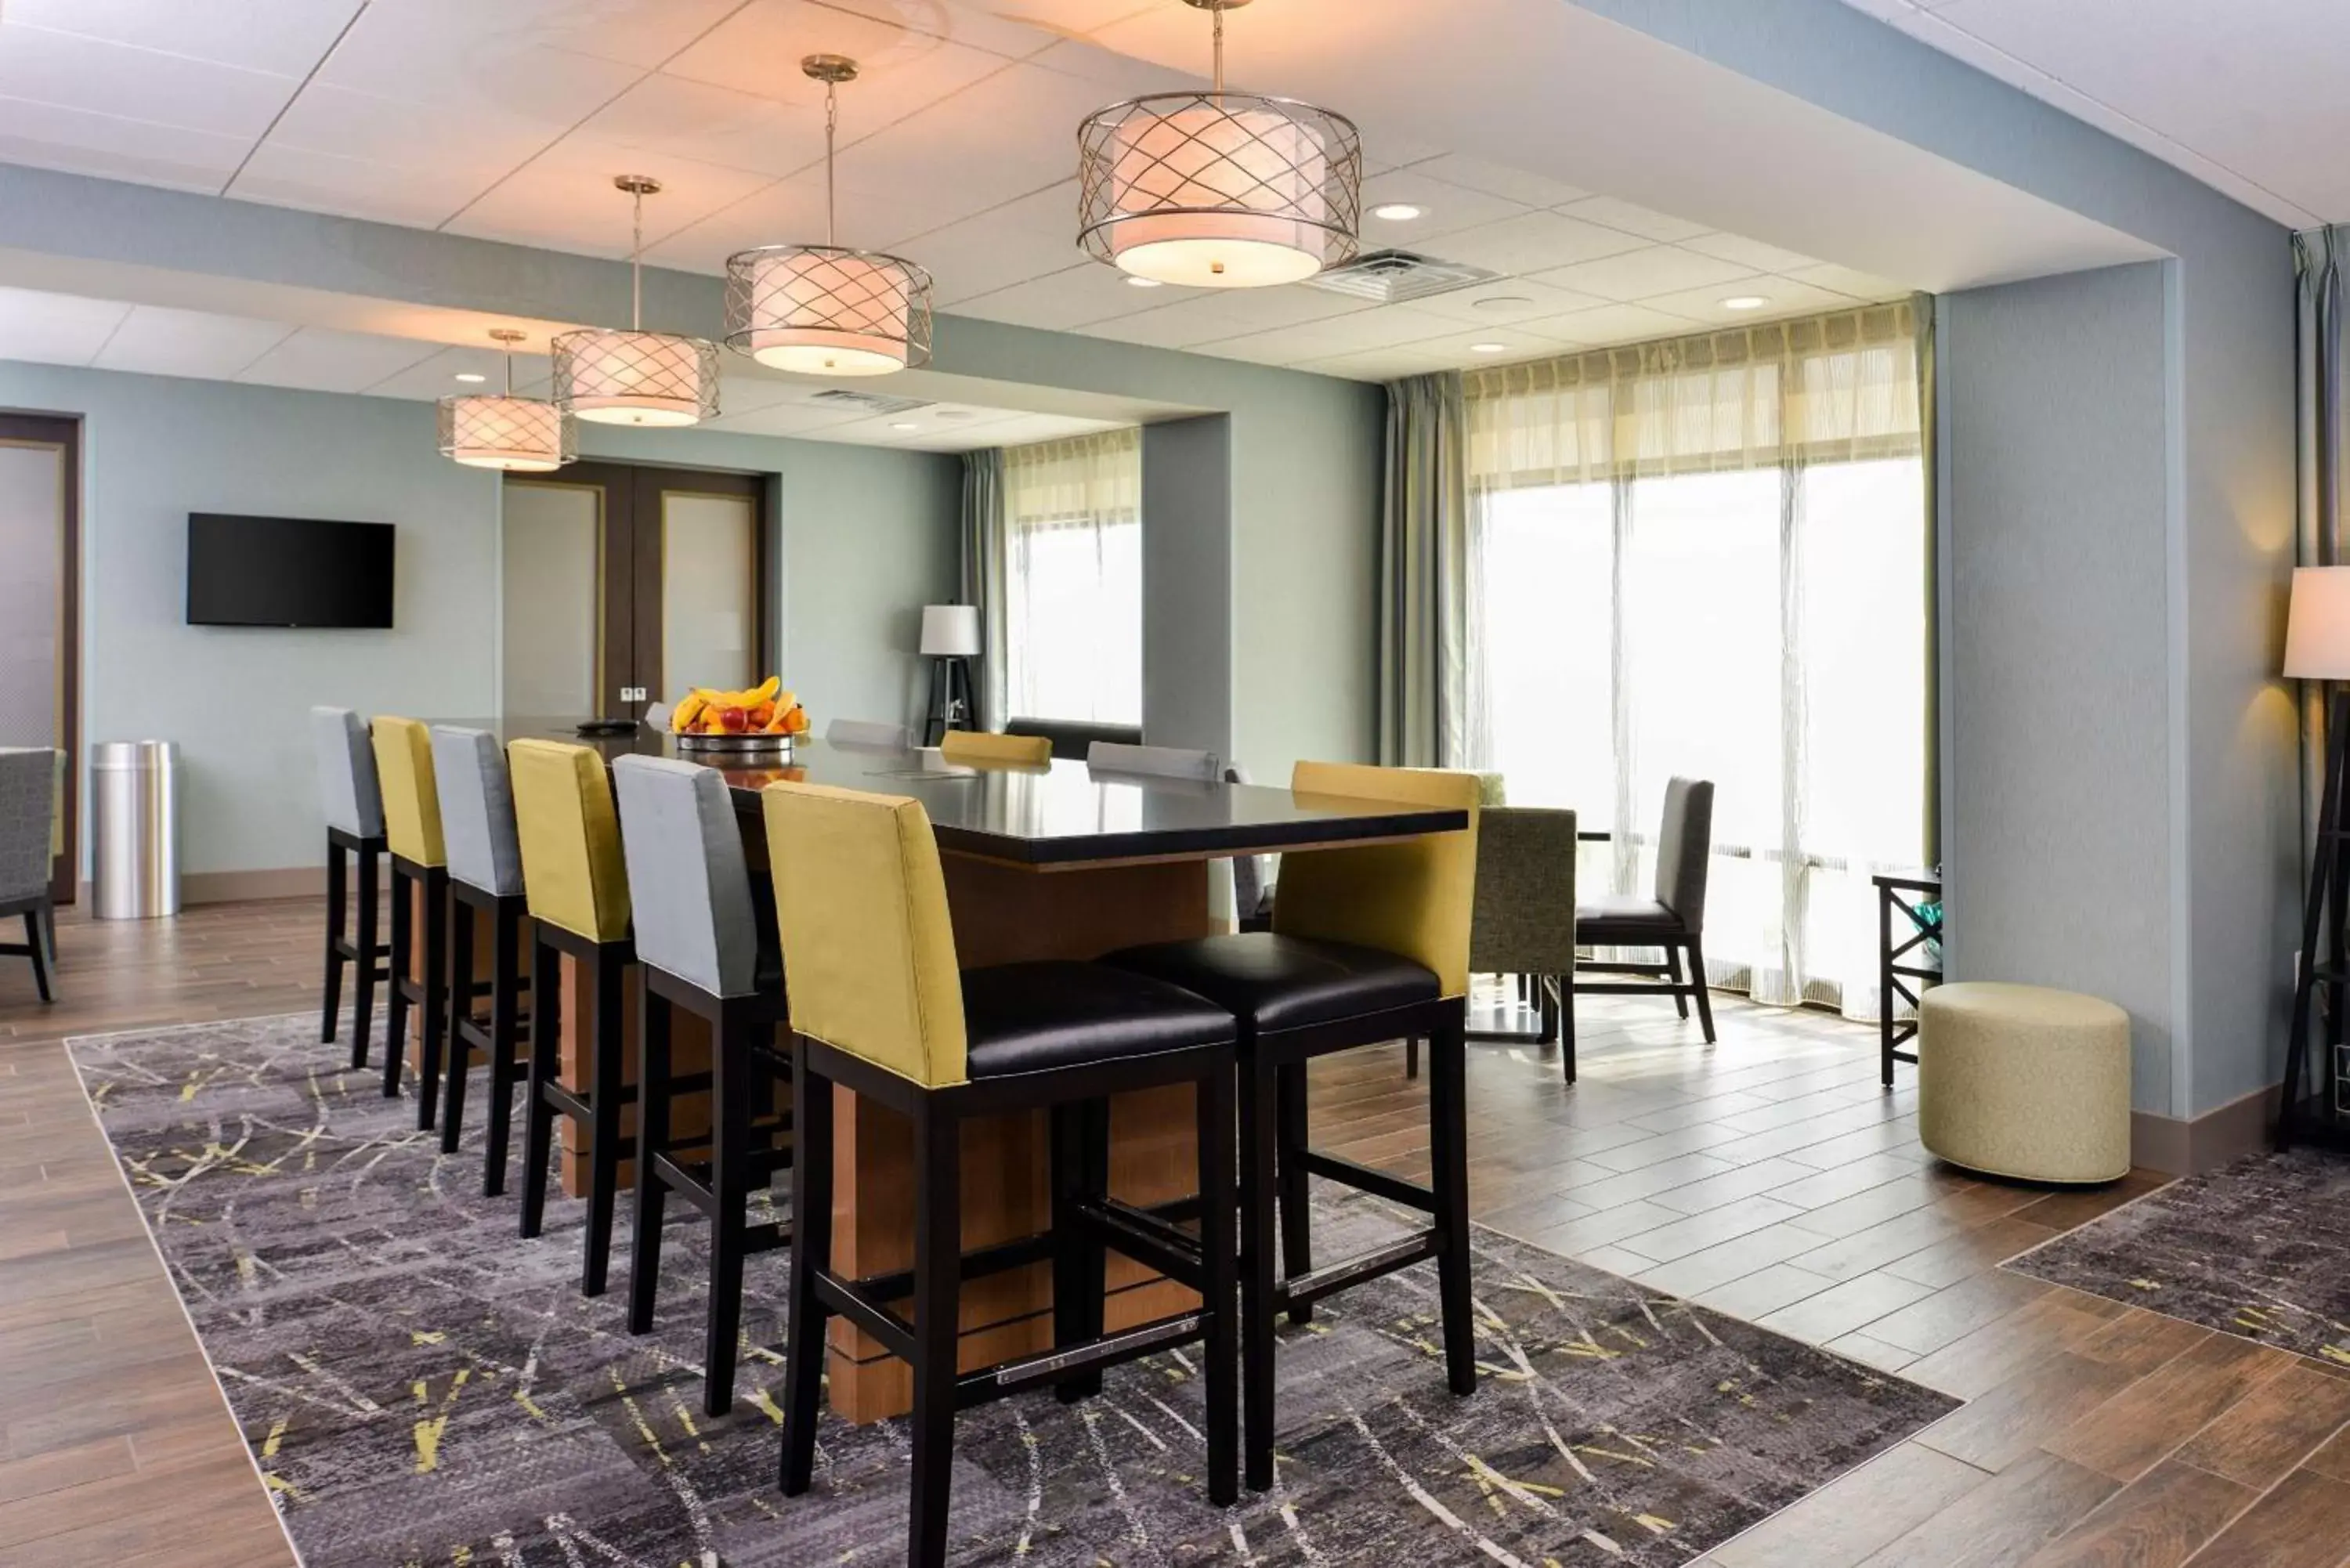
[0,414,81,906]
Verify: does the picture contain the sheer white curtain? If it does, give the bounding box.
[1464,302,1929,1018]
[1003,426,1144,725]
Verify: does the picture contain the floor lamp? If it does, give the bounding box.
[2281,565,2350,1151]
[920,604,980,746]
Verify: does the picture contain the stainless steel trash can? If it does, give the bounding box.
[91,740,180,919]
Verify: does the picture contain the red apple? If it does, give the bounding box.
[719,706,749,733]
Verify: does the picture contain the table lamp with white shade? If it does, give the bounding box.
[920,603,982,746]
[2281,565,2350,1150]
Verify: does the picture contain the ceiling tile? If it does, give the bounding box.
[1402,154,1591,209]
[1405,329,1567,368]
[1292,345,1459,383]
[647,169,945,275]
[260,82,566,179]
[1639,279,1864,325]
[2,0,366,77]
[362,342,547,400]
[1682,231,1823,273]
[233,326,446,392]
[891,182,1089,303]
[1423,211,1650,277]
[953,263,1173,331]
[1531,245,1760,303]
[1194,305,1459,365]
[92,305,298,378]
[829,63,1111,236]
[1784,261,1914,301]
[1556,195,1713,244]
[665,2,1014,128]
[446,137,778,258]
[1083,298,1266,349]
[576,74,825,180]
[316,4,648,123]
[1023,34,1204,96]
[355,0,745,71]
[1405,279,1612,327]
[1355,168,1529,244]
[0,95,251,192]
[814,0,1075,60]
[0,286,134,366]
[1513,302,1704,349]
[0,23,298,138]
[230,142,502,227]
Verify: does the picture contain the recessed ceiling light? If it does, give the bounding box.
[454,371,487,383]
[1371,202,1424,222]
[890,421,920,431]
[1126,276,1165,288]
[1471,295,1535,313]
[1720,294,1770,311]
[1469,342,1510,355]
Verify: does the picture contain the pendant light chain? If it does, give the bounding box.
[630,182,644,331]
[1212,2,1224,98]
[825,75,839,249]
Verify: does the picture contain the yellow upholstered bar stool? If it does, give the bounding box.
[507,739,638,1298]
[937,729,1051,768]
[371,717,453,1125]
[1104,761,1481,1490]
[767,782,1239,1566]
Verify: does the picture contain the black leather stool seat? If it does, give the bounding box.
[1574,894,1680,938]
[962,961,1237,1079]
[1103,932,1441,1033]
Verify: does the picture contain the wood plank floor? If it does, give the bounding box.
[4,898,2348,1566]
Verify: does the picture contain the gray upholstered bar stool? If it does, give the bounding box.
[429,725,533,1191]
[311,706,389,1062]
[0,748,58,1002]
[611,755,793,1417]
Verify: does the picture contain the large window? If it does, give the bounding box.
[1003,426,1143,726]
[1466,304,1928,1017]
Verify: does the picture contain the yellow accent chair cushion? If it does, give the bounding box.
[1274,761,1481,997]
[369,717,445,867]
[507,739,631,943]
[939,730,1052,768]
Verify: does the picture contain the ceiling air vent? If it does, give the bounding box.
[1302,249,1499,304]
[807,388,932,416]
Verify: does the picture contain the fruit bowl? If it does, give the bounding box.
[669,678,811,746]
[675,728,796,755]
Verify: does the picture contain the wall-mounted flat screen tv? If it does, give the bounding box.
[186,514,396,629]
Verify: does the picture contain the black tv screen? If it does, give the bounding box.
[186,514,395,629]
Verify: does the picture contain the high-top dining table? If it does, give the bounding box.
[434,720,1471,1421]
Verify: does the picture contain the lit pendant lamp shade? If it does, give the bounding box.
[439,393,573,471]
[1079,90,1360,287]
[725,244,933,375]
[551,327,721,425]
[2286,565,2350,680]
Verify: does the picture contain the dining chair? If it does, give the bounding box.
[371,717,450,1121]
[1572,777,1717,1043]
[429,725,533,1191]
[1104,761,1481,1491]
[612,755,792,1418]
[766,781,1239,1563]
[938,729,1052,768]
[0,749,57,1003]
[507,738,637,1297]
[1449,805,1580,1080]
[1086,741,1220,781]
[312,706,389,1061]
[1003,717,1141,761]
[825,717,911,750]
[1223,764,1275,933]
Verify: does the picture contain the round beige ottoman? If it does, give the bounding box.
[1916,982,2131,1183]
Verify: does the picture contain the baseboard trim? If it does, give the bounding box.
[2130,1082,2279,1174]
[78,868,326,909]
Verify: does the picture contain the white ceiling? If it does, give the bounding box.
[1842,0,2347,229]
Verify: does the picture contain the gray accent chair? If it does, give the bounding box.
[312,706,389,1059]
[0,748,58,1002]
[429,725,533,1189]
[1455,807,1581,1081]
[610,754,793,1418]
[1573,777,1717,1044]
[826,717,912,751]
[1223,764,1275,933]
[1086,741,1221,782]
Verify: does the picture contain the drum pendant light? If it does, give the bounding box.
[1077,0,1361,288]
[552,175,721,426]
[725,56,934,377]
[439,328,575,471]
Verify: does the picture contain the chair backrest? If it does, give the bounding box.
[1469,806,1578,975]
[642,701,671,733]
[761,782,967,1088]
[1087,741,1220,782]
[827,717,911,750]
[428,726,524,897]
[1224,764,1272,917]
[613,755,760,995]
[1005,717,1141,761]
[311,706,383,839]
[0,748,56,903]
[1274,761,1480,997]
[939,729,1052,768]
[507,739,631,943]
[369,717,445,866]
[1652,776,1716,929]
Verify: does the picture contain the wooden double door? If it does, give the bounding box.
[501,462,770,723]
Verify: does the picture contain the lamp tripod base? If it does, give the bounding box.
[924,656,974,747]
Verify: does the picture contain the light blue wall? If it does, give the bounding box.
[0,359,959,877]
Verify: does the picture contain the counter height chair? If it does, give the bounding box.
[1104,761,1481,1491]
[1086,741,1220,782]
[430,725,533,1191]
[1572,778,1716,1045]
[825,717,910,750]
[313,707,389,1061]
[938,729,1051,768]
[0,749,57,1003]
[508,739,636,1297]
[766,782,1239,1563]
[613,755,792,1418]
[371,717,451,1122]
[1449,806,1580,1080]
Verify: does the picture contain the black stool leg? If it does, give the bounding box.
[1428,1016,1476,1398]
[1238,1050,1278,1493]
[519,934,561,1241]
[24,912,52,1003]
[1405,1037,1419,1078]
[703,1010,749,1418]
[383,865,411,1096]
[416,874,448,1132]
[582,950,625,1298]
[1276,1062,1314,1326]
[321,838,346,1043]
[1556,974,1578,1084]
[1197,1052,1239,1508]
[1050,1099,1108,1404]
[780,1048,834,1498]
[1687,939,1716,1044]
[483,908,523,1196]
[1668,946,1691,1021]
[627,985,674,1337]
[441,894,475,1153]
[351,846,379,1071]
[909,1100,962,1567]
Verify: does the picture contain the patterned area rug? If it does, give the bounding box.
[70,1013,1954,1567]
[2005,1149,2350,1369]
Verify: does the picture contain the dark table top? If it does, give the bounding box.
[457,718,1469,868]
